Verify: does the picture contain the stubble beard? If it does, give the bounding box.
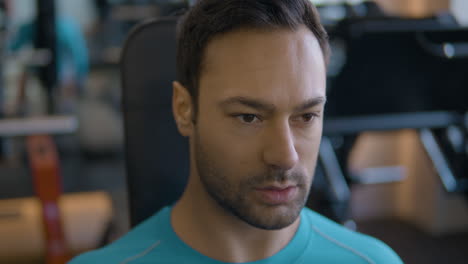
[194,132,312,230]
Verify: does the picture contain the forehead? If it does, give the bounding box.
[198,26,326,105]
[199,27,326,103]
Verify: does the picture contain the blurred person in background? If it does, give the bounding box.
[8,10,89,113]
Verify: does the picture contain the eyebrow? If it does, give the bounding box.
[293,96,327,112]
[219,96,276,113]
[218,96,326,113]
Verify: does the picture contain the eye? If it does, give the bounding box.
[301,113,317,122]
[293,113,319,124]
[236,114,260,124]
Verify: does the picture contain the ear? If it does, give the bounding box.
[172,81,194,137]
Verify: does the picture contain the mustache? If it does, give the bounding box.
[245,170,306,186]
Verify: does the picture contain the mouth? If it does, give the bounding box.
[254,185,298,205]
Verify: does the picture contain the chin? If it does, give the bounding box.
[237,203,303,230]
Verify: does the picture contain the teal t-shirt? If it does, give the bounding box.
[69,207,403,263]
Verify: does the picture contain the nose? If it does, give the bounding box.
[262,121,299,171]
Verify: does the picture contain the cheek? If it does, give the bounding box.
[198,111,259,165]
[295,125,322,168]
[196,116,260,174]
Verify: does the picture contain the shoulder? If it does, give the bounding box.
[68,240,166,264]
[68,208,172,264]
[302,208,403,264]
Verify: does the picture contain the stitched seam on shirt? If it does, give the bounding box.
[310,225,375,264]
[119,240,162,264]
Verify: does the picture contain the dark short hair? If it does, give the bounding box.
[176,0,329,113]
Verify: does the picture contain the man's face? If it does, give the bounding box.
[193,27,326,230]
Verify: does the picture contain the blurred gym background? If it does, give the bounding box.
[0,0,467,263]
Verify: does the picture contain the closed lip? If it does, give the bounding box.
[255,184,297,190]
[254,185,299,205]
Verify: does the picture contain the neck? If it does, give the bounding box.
[171,175,300,263]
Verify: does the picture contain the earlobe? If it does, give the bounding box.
[172,81,193,136]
